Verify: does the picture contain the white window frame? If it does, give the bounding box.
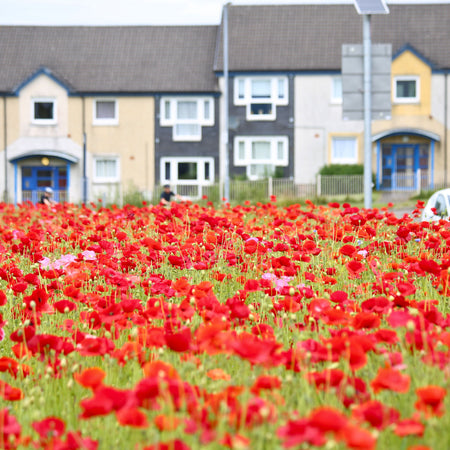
[31,98,57,125]
[331,136,358,164]
[160,157,214,185]
[160,97,214,142]
[93,156,120,183]
[394,76,420,103]
[234,136,289,180]
[234,76,288,121]
[331,76,343,104]
[93,99,119,125]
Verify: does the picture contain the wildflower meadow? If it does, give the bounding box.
[0,198,449,450]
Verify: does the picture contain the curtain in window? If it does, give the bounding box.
[397,80,416,98]
[251,141,271,160]
[96,160,117,178]
[204,100,211,120]
[332,138,356,161]
[251,80,271,98]
[96,101,115,119]
[177,101,197,120]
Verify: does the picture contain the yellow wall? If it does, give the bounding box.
[83,96,155,192]
[328,132,362,164]
[391,50,431,117]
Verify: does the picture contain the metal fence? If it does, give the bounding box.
[21,190,68,205]
[149,175,364,204]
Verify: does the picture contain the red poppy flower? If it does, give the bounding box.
[0,290,7,306]
[277,418,326,448]
[142,439,190,450]
[74,367,106,390]
[165,327,191,352]
[250,375,281,394]
[142,360,180,380]
[370,367,410,394]
[352,312,381,330]
[308,407,348,433]
[154,414,180,431]
[0,408,21,443]
[32,416,65,439]
[394,418,425,437]
[415,385,447,417]
[0,380,23,401]
[339,424,377,450]
[116,407,149,428]
[351,400,400,430]
[330,290,348,303]
[340,244,356,257]
[53,300,77,313]
[206,368,231,381]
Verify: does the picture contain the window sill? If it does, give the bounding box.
[31,121,58,126]
[93,121,119,126]
[393,99,420,105]
[92,179,120,184]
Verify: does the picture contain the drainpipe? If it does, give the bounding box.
[82,96,87,204]
[3,97,7,203]
[445,72,448,186]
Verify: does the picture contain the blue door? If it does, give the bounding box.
[22,166,68,203]
[379,143,429,190]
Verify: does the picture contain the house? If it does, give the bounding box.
[214,3,450,191]
[0,25,218,204]
[1,3,449,205]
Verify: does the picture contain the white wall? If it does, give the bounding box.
[294,75,363,183]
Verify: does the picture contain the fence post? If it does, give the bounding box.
[416,168,421,196]
[268,177,273,199]
[317,174,321,197]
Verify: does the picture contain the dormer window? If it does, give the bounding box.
[32,98,56,124]
[394,76,419,103]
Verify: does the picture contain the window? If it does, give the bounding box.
[32,98,56,124]
[234,76,288,120]
[394,76,419,103]
[93,157,120,183]
[331,77,342,103]
[234,136,288,180]
[93,99,118,125]
[160,157,214,184]
[160,97,214,141]
[331,137,358,164]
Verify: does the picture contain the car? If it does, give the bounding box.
[421,188,450,221]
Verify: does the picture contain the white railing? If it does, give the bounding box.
[316,175,364,197]
[21,190,68,204]
[149,175,364,204]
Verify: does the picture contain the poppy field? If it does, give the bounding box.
[0,198,449,450]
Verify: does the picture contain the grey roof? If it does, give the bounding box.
[214,4,450,72]
[0,25,219,93]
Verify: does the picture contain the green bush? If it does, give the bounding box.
[319,164,364,175]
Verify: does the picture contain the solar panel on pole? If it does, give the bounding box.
[354,0,389,15]
[352,0,389,210]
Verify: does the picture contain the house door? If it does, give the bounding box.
[380,143,429,190]
[22,166,68,203]
[394,144,416,189]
